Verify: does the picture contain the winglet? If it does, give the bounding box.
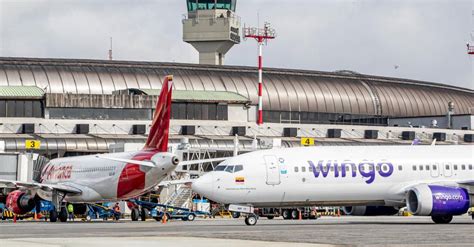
[144,75,173,151]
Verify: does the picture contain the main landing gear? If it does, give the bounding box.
[431,215,453,224]
[49,189,68,222]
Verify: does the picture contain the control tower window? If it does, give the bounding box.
[187,0,236,11]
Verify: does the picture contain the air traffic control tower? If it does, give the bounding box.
[183,0,241,65]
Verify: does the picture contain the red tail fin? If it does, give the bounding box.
[144,75,173,152]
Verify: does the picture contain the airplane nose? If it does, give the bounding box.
[192,173,213,198]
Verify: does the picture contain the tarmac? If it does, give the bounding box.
[0,216,473,246]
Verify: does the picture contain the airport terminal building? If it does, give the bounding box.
[0,57,473,158]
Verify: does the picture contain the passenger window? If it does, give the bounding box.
[301,166,306,172]
[345,166,350,172]
[225,166,234,173]
[425,165,430,171]
[454,165,458,170]
[461,165,466,170]
[398,165,402,171]
[419,165,423,171]
[234,165,243,173]
[413,165,417,171]
[432,165,437,170]
[445,165,450,170]
[309,166,313,172]
[294,166,299,172]
[215,165,226,171]
[375,166,380,171]
[330,166,334,172]
[469,164,473,170]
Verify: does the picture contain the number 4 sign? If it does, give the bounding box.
[300,137,315,146]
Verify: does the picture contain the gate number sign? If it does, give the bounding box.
[301,137,315,146]
[25,140,41,149]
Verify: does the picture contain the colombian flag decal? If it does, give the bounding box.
[235,177,245,183]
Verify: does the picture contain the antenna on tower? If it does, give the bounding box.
[243,22,276,126]
[108,37,113,60]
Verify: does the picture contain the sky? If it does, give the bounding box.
[0,0,473,89]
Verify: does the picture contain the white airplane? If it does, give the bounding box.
[0,75,179,222]
[192,145,474,225]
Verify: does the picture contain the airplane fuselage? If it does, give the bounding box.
[193,145,474,208]
[37,150,176,203]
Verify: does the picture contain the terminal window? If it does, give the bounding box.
[171,102,228,121]
[0,100,42,118]
[263,110,388,126]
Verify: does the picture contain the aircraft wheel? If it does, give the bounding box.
[186,213,196,222]
[141,208,147,221]
[49,210,58,222]
[59,207,68,222]
[245,214,258,226]
[231,212,241,218]
[131,208,139,221]
[431,215,453,224]
[291,209,299,219]
[282,209,291,220]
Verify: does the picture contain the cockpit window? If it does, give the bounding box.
[215,165,226,171]
[214,164,243,173]
[225,165,234,173]
[234,165,243,172]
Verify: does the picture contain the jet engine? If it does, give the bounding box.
[406,184,472,216]
[5,190,36,215]
[342,206,399,216]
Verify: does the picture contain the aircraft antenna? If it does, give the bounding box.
[108,37,113,60]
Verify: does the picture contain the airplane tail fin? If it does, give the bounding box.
[144,75,173,152]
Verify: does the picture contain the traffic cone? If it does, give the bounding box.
[161,214,167,224]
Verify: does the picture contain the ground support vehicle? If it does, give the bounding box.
[83,203,120,221]
[128,199,209,222]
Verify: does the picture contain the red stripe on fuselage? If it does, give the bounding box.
[117,150,157,199]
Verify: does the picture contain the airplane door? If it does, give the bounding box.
[443,163,452,177]
[264,155,280,185]
[430,163,439,177]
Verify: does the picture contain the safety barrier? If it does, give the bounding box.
[2,210,14,219]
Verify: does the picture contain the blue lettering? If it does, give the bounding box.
[334,160,339,177]
[341,161,356,177]
[308,160,331,178]
[307,159,394,184]
[359,161,375,184]
[377,162,394,177]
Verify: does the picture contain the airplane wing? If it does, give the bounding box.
[0,179,82,194]
[457,180,474,186]
[394,180,474,197]
[94,155,156,168]
[158,179,194,187]
[179,157,227,166]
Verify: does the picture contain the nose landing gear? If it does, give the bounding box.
[244,213,258,226]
